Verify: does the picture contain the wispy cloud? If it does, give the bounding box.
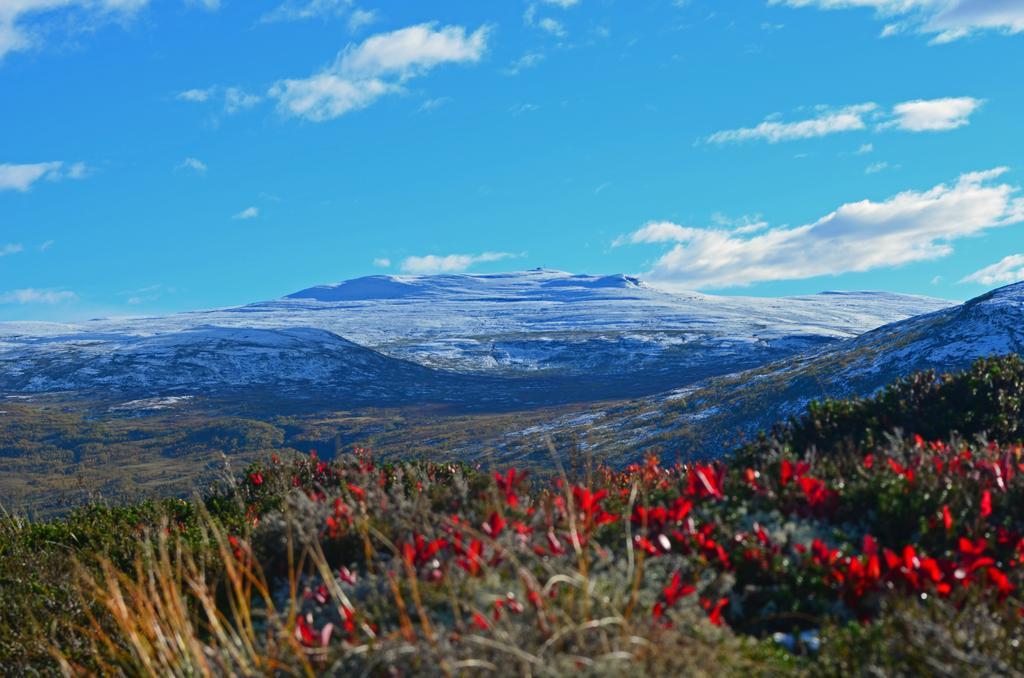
[418,96,451,112]
[0,243,23,257]
[347,8,376,32]
[400,251,518,274]
[260,0,353,23]
[118,283,174,305]
[0,288,77,304]
[39,240,54,252]
[707,104,877,144]
[0,0,145,61]
[233,206,260,220]
[177,87,214,102]
[537,17,567,36]
[176,157,208,174]
[259,0,374,30]
[524,1,574,37]
[617,168,1024,289]
[269,22,491,122]
[0,161,89,191]
[177,86,261,114]
[1,0,220,62]
[372,257,391,268]
[961,253,1024,286]
[707,97,982,144]
[510,102,540,116]
[503,51,545,76]
[865,161,892,174]
[769,0,1024,43]
[224,87,262,113]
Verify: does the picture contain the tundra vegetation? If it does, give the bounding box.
[1,356,1023,675]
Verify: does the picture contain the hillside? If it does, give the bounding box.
[3,357,1024,675]
[457,281,1024,465]
[0,279,1013,516]
[0,270,951,405]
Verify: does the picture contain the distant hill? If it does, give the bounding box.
[460,281,1024,464]
[0,269,951,406]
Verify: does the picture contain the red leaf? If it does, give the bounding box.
[780,460,794,487]
[705,597,729,626]
[981,490,993,518]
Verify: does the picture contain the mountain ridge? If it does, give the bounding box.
[0,270,955,406]
[467,279,1024,465]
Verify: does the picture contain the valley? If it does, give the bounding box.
[7,270,1022,517]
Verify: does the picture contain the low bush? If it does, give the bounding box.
[2,356,1024,675]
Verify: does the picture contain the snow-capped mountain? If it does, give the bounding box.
[0,270,951,403]
[276,270,951,376]
[480,280,1024,465]
[0,327,464,400]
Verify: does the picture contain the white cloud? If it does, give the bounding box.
[269,22,491,122]
[39,239,54,252]
[400,251,517,274]
[707,104,877,144]
[619,168,1024,289]
[372,257,391,267]
[541,0,580,6]
[865,161,891,173]
[856,143,875,154]
[232,206,259,219]
[886,96,983,131]
[708,97,981,144]
[769,0,1024,43]
[0,0,151,61]
[961,253,1024,286]
[0,161,62,191]
[928,1,1024,42]
[0,288,77,304]
[0,161,88,191]
[0,243,23,257]
[177,157,207,174]
[615,221,693,246]
[270,76,398,121]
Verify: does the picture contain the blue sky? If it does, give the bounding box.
[1,0,1023,321]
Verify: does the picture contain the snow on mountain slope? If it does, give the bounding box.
[0,326,479,401]
[474,281,1023,465]
[0,270,952,401]
[765,279,1024,398]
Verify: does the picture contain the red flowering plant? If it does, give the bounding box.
[21,356,1024,675]
[223,416,1024,665]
